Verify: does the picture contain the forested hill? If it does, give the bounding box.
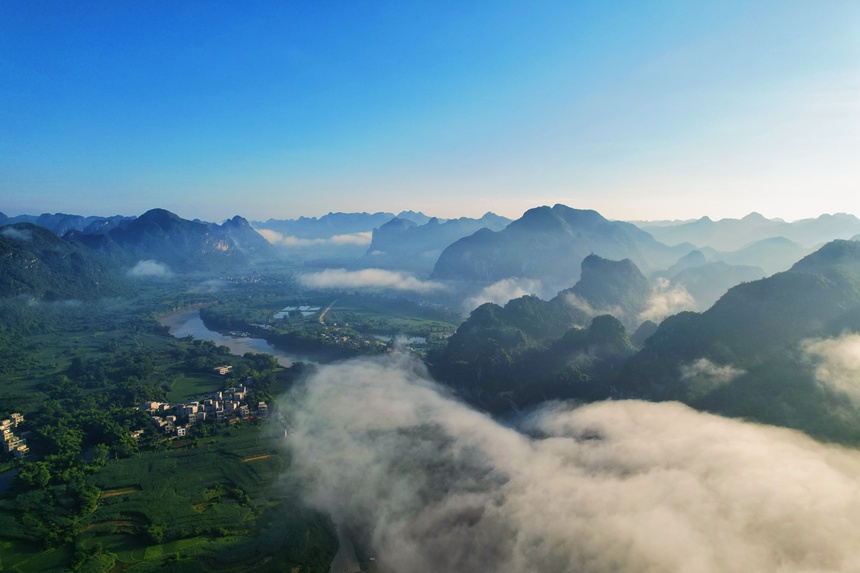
[0,223,129,300]
[99,209,272,269]
[615,239,860,443]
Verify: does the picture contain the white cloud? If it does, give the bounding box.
[639,277,696,323]
[463,278,542,312]
[563,292,624,321]
[256,228,372,247]
[283,354,860,573]
[679,357,745,397]
[127,260,172,278]
[298,268,446,293]
[0,227,33,241]
[804,334,860,405]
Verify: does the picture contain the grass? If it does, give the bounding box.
[166,373,225,402]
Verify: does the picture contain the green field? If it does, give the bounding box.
[0,426,337,573]
[165,373,225,403]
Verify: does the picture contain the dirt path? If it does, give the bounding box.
[242,454,272,462]
[319,299,338,325]
[99,488,138,499]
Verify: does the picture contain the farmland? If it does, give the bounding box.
[1,426,336,572]
[0,274,340,572]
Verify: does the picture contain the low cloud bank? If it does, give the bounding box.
[804,334,860,405]
[257,229,372,247]
[639,277,696,323]
[298,268,445,293]
[127,260,172,278]
[463,278,542,312]
[1,227,33,241]
[284,354,860,573]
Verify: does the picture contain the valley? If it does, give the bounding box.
[3,205,860,572]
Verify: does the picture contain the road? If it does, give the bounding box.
[329,523,361,573]
[319,299,338,325]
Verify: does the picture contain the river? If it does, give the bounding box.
[158,308,314,367]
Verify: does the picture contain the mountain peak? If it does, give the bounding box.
[742,212,768,222]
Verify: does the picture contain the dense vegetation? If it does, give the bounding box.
[616,240,860,443]
[0,277,337,572]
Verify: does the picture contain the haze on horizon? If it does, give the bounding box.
[1,1,858,223]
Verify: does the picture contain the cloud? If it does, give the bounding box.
[463,278,542,312]
[127,260,172,278]
[803,334,860,405]
[256,229,372,247]
[563,292,624,320]
[680,357,745,385]
[639,277,696,323]
[0,226,33,241]
[298,268,446,293]
[283,353,860,573]
[679,357,745,398]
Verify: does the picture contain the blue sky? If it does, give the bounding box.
[1,1,858,222]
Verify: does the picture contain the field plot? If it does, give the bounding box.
[165,373,225,403]
[0,426,336,573]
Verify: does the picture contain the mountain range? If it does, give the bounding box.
[637,212,860,251]
[0,209,274,300]
[361,213,512,273]
[432,204,691,288]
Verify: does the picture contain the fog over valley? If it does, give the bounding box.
[2,2,858,571]
[3,202,860,572]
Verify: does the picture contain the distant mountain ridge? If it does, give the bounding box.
[362,213,512,273]
[0,211,133,236]
[252,210,439,240]
[91,209,272,269]
[637,212,860,251]
[24,208,274,271]
[432,204,689,288]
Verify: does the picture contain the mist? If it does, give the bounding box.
[0,226,33,241]
[283,353,860,573]
[257,228,373,247]
[463,278,542,313]
[298,269,446,293]
[639,277,696,323]
[804,334,860,405]
[127,260,172,278]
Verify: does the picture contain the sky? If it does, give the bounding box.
[1,1,858,223]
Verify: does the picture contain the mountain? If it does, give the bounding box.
[395,210,438,226]
[699,237,811,276]
[557,255,651,330]
[431,204,688,289]
[430,255,655,412]
[0,223,128,299]
[363,213,512,273]
[428,295,632,412]
[63,209,272,271]
[253,211,395,240]
[639,212,860,251]
[668,261,766,311]
[105,209,271,269]
[218,215,273,257]
[615,240,860,442]
[0,212,133,236]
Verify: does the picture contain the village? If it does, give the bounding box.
[140,365,269,441]
[0,413,28,458]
